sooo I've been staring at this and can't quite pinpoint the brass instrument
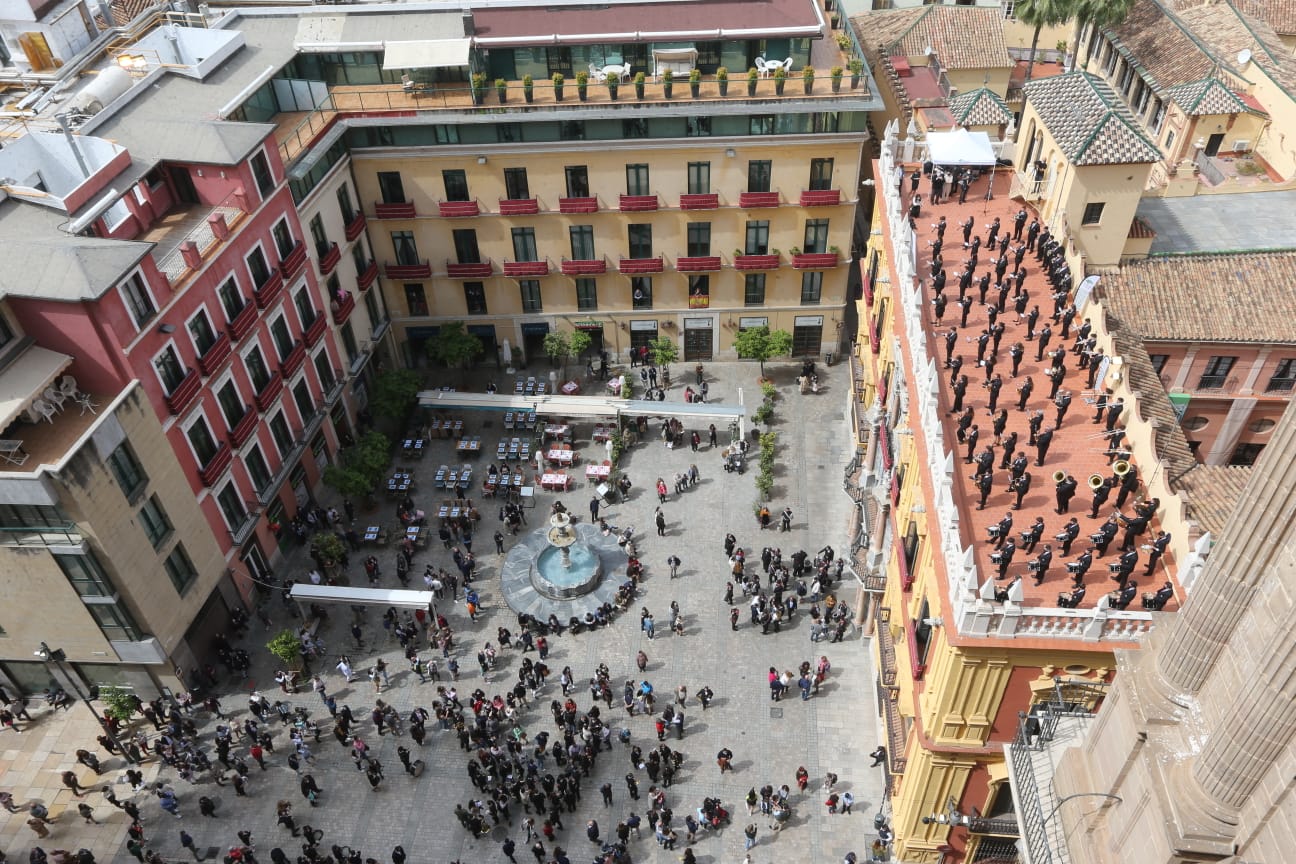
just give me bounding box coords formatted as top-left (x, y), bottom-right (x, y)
top-left (1088, 473), bottom-right (1105, 490)
top-left (1052, 470), bottom-right (1067, 484)
top-left (1113, 460), bottom-right (1131, 476)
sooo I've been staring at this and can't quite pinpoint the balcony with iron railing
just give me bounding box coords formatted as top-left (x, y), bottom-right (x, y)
top-left (344, 211), bottom-right (368, 241)
top-left (229, 404), bottom-right (258, 447)
top-left (279, 341), bottom-right (307, 380)
top-left (502, 259), bottom-right (551, 278)
top-left (253, 269), bottom-right (285, 309)
top-left (0, 522), bottom-right (83, 547)
top-left (304, 311), bottom-right (328, 347)
top-left (331, 292), bottom-right (356, 325)
top-left (499, 197), bottom-right (540, 216)
top-left (733, 252), bottom-right (781, 270)
top-left (438, 199), bottom-right (481, 218)
top-left (228, 499), bottom-right (261, 545)
top-left (164, 368), bottom-right (201, 415)
top-left (197, 332), bottom-right (232, 377)
top-left (317, 242), bottom-right (341, 276)
top-left (228, 299), bottom-right (258, 342)
top-left (357, 259), bottom-right (379, 290)
top-left (446, 260), bottom-right (494, 279)
top-left (146, 188), bottom-right (252, 288)
top-left (373, 200), bottom-right (416, 219)
top-left (197, 439), bottom-right (233, 487)
top-left (559, 257), bottom-right (607, 276)
top-left (279, 242), bottom-right (308, 280)
top-left (253, 376), bottom-right (282, 412)
top-left (385, 259), bottom-right (432, 279)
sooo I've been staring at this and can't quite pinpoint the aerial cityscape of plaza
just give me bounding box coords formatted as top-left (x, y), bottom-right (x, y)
top-left (0, 0), bottom-right (1295, 862)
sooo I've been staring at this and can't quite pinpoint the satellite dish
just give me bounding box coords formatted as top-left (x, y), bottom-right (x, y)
top-left (1237, 48), bottom-right (1252, 66)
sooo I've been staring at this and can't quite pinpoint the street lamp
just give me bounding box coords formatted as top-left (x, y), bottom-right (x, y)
top-left (34, 641), bottom-right (136, 764)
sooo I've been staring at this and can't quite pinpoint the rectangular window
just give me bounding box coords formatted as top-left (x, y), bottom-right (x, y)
top-left (452, 229), bottom-right (481, 264)
top-left (1151, 99), bottom-right (1167, 135)
top-left (154, 345), bottom-right (186, 393)
top-left (1229, 442), bottom-right (1265, 466)
top-left (688, 275), bottom-right (710, 308)
top-left (187, 417), bottom-right (220, 466)
top-left (565, 166), bottom-right (590, 198)
top-left (570, 226), bottom-right (595, 261)
top-left (464, 282), bottom-right (488, 315)
top-left (745, 275), bottom-right (767, 306)
top-left (1266, 358), bottom-right (1296, 392)
top-left (251, 151), bottom-right (274, 198)
top-left (138, 495), bottom-right (173, 550)
top-left (559, 121), bottom-right (585, 141)
top-left (803, 219), bottom-right (830, 253)
top-left (631, 277), bottom-right (653, 310)
top-left (1198, 356), bottom-right (1237, 389)
top-left (294, 286), bottom-right (316, 329)
top-left (622, 118), bottom-right (649, 139)
top-left (687, 162), bottom-right (711, 195)
top-left (809, 158), bottom-right (834, 191)
top-left (442, 169), bottom-right (470, 202)
top-left (270, 316), bottom-right (294, 361)
top-left (121, 273), bottom-right (157, 329)
top-left (216, 379), bottom-right (245, 429)
top-left (245, 346), bottom-right (271, 393)
top-left (0, 312), bottom-right (14, 354)
top-left (315, 351), bottom-right (336, 394)
top-left (1082, 202), bottom-right (1105, 225)
top-left (511, 227), bottom-right (539, 262)
top-left (364, 288), bottom-right (383, 331)
top-left (272, 219), bottom-right (295, 260)
top-left (745, 221), bottom-right (770, 255)
top-left (218, 278), bottom-right (245, 322)
top-left (687, 223), bottom-right (712, 257)
top-left (292, 378), bottom-right (314, 420)
top-left (351, 241), bottom-right (369, 276)
top-left (801, 271), bottom-right (823, 304)
top-left (55, 551), bottom-right (117, 598)
top-left (163, 544), bottom-right (199, 595)
top-left (405, 283), bottom-right (428, 316)
top-left (309, 214), bottom-right (329, 257)
top-left (520, 280), bottom-right (543, 313)
top-left (378, 171), bottom-right (406, 204)
top-left (628, 224), bottom-right (653, 259)
top-left (336, 184), bottom-right (355, 223)
top-left (748, 160), bottom-right (772, 192)
top-left (187, 311), bottom-right (217, 357)
top-left (247, 247), bottom-right (273, 289)
top-left (576, 278), bottom-right (598, 311)
top-left (341, 321), bottom-right (358, 363)
top-left (106, 443), bottom-right (147, 500)
top-left (246, 445), bottom-right (272, 494)
top-left (504, 168), bottom-right (530, 200)
top-left (269, 411), bottom-right (293, 459)
top-left (1148, 354), bottom-right (1170, 376)
top-left (625, 164), bottom-right (650, 196)
top-left (686, 117), bottom-right (711, 137)
top-left (391, 231), bottom-right (419, 266)
top-left (497, 123), bottom-right (522, 143)
top-left (749, 116), bottom-right (775, 135)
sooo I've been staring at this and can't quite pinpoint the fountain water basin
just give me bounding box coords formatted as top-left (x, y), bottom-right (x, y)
top-left (532, 511), bottom-right (603, 598)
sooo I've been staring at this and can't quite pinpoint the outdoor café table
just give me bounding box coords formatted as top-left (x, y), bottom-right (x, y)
top-left (504, 412), bottom-right (515, 430)
top-left (592, 425), bottom-right (612, 442)
top-left (546, 449), bottom-right (575, 465)
top-left (363, 526), bottom-right (380, 542)
top-left (540, 473), bottom-right (569, 491)
top-left (544, 424), bottom-right (571, 440)
top-left (457, 436), bottom-right (481, 453)
top-left (585, 464), bottom-right (611, 483)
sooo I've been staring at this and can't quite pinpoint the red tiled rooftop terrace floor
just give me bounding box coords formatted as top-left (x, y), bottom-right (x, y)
top-left (896, 164), bottom-right (1183, 613)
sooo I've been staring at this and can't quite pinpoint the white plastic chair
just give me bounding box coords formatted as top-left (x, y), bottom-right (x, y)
top-left (756, 56), bottom-right (770, 77)
top-left (42, 387), bottom-right (67, 412)
top-left (28, 398), bottom-right (57, 424)
top-left (59, 375), bottom-right (79, 398)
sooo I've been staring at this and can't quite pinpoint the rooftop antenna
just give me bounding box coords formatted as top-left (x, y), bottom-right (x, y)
top-left (54, 112), bottom-right (90, 179)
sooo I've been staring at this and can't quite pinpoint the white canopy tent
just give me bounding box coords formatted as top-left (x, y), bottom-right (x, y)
top-left (288, 584), bottom-right (436, 620)
top-left (926, 128), bottom-right (997, 166)
top-left (381, 39), bottom-right (472, 71)
top-left (417, 389), bottom-right (746, 428)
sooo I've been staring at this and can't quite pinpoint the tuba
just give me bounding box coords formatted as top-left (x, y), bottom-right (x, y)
top-left (1113, 460), bottom-right (1131, 477)
top-left (1088, 473), bottom-right (1105, 490)
top-left (1052, 470), bottom-right (1067, 484)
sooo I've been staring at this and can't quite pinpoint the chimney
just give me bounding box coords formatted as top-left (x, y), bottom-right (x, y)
top-left (208, 211), bottom-right (229, 240)
top-left (180, 240), bottom-right (203, 270)
top-left (232, 185), bottom-right (251, 213)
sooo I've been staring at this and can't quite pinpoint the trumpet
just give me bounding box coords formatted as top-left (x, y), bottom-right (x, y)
top-left (1088, 473), bottom-right (1105, 490)
top-left (1052, 470), bottom-right (1067, 484)
top-left (1113, 460), bottom-right (1131, 476)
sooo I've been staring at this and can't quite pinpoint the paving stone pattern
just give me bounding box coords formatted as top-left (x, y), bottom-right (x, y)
top-left (0, 360), bottom-right (886, 864)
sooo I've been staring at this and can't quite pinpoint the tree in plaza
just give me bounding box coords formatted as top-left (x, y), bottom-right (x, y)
top-left (1016, 0), bottom-right (1072, 83)
top-left (733, 326), bottom-right (793, 377)
top-left (569, 329), bottom-right (593, 362)
top-left (98, 685), bottom-right (137, 724)
top-left (323, 431), bottom-right (391, 502)
top-left (648, 335), bottom-right (678, 370)
top-left (266, 630), bottom-right (304, 670)
top-left (543, 332), bottom-right (572, 372)
top-left (427, 321), bottom-right (484, 370)
top-left (368, 369), bottom-right (421, 422)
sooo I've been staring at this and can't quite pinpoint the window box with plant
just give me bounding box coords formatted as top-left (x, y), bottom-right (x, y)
top-left (774, 66), bottom-right (786, 95)
top-left (663, 69), bottom-right (674, 99)
top-left (689, 68), bottom-right (701, 98)
top-left (717, 67), bottom-right (729, 97)
top-left (553, 73), bottom-right (565, 102)
top-left (471, 72), bottom-right (487, 105)
top-left (523, 74), bottom-right (534, 103)
top-left (576, 70), bottom-right (589, 101)
top-left (634, 71), bottom-right (646, 99)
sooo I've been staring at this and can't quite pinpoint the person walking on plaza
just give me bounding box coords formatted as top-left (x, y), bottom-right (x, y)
top-left (655, 508), bottom-right (666, 537)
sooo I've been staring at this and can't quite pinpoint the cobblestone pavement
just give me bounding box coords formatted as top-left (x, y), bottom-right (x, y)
top-left (1, 359), bottom-right (886, 864)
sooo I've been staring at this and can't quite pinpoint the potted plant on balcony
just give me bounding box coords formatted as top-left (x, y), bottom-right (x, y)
top-left (576, 70), bottom-right (589, 101)
top-left (606, 72), bottom-right (619, 101)
top-left (773, 65), bottom-right (786, 95)
top-left (662, 68), bottom-right (674, 99)
top-left (748, 67), bottom-right (759, 96)
top-left (803, 67), bottom-right (815, 95)
top-left (523, 74), bottom-right (534, 103)
top-left (849, 58), bottom-right (863, 90)
top-left (634, 71), bottom-right (646, 100)
top-left (496, 77), bottom-right (508, 103)
top-left (717, 66), bottom-right (729, 96)
top-left (789, 246), bottom-right (802, 257)
top-left (552, 72), bottom-right (565, 102)
top-left (835, 32), bottom-right (851, 51)
top-left (830, 65), bottom-right (844, 93)
top-left (471, 72), bottom-right (487, 105)
top-left (689, 68), bottom-right (701, 98)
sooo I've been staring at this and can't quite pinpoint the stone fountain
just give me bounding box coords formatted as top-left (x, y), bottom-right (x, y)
top-left (499, 508), bottom-right (626, 617)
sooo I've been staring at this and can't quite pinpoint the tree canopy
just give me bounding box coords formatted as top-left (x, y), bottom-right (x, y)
top-left (368, 369), bottom-right (421, 421)
top-left (323, 431), bottom-right (391, 498)
top-left (648, 336), bottom-right (679, 369)
top-left (733, 326), bottom-right (793, 376)
top-left (428, 321), bottom-right (485, 369)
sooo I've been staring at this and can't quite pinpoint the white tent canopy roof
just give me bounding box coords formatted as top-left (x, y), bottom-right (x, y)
top-left (927, 128), bottom-right (997, 166)
top-left (289, 583), bottom-right (435, 610)
top-left (382, 39), bottom-right (472, 71)
top-left (416, 390), bottom-right (746, 423)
